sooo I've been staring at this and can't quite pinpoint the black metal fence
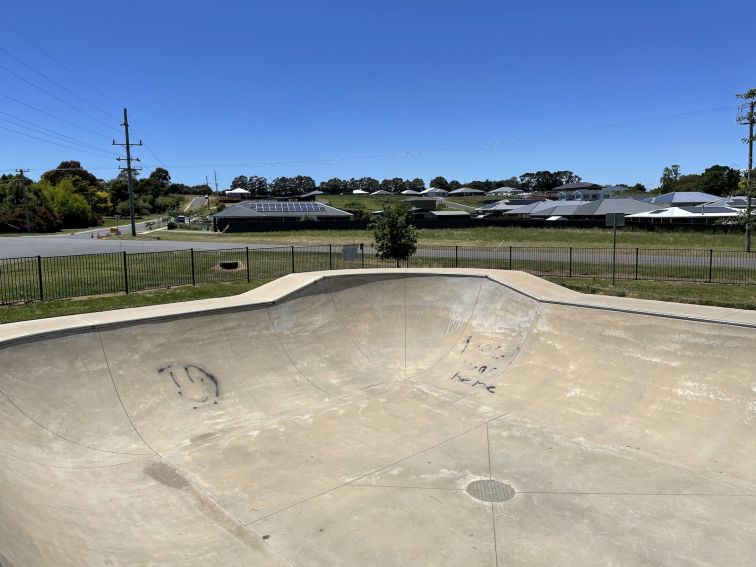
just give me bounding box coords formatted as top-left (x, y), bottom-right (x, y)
top-left (1, 244), bottom-right (755, 305)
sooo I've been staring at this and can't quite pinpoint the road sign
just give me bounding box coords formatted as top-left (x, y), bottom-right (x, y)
top-left (606, 213), bottom-right (625, 227)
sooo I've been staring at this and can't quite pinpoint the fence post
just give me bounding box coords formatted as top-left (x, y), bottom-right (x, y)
top-left (455, 245), bottom-right (458, 268)
top-left (361, 243), bottom-right (365, 269)
top-left (190, 248), bottom-right (196, 286)
top-left (329, 244), bottom-right (333, 270)
top-left (245, 247), bottom-right (251, 282)
top-left (291, 246), bottom-right (295, 273)
top-left (36, 255), bottom-right (44, 300)
top-left (509, 246), bottom-right (513, 270)
top-left (568, 247), bottom-right (572, 277)
top-left (123, 251), bottom-right (129, 294)
top-left (708, 249), bottom-right (713, 283)
top-left (634, 248), bottom-right (639, 280)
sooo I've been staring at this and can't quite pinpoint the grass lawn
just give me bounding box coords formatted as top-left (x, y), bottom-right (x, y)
top-left (547, 277), bottom-right (756, 310)
top-left (131, 225), bottom-right (747, 250)
top-left (0, 280), bottom-right (274, 325)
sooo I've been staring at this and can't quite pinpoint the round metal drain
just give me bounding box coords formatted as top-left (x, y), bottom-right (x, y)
top-left (466, 479), bottom-right (515, 503)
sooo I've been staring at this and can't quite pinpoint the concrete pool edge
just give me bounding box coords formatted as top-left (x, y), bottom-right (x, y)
top-left (1, 268), bottom-right (755, 348)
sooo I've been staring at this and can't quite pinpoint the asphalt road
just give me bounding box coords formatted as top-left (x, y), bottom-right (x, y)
top-left (184, 196), bottom-right (208, 212)
top-left (0, 233), bottom-right (290, 259)
top-left (2, 234), bottom-right (754, 272)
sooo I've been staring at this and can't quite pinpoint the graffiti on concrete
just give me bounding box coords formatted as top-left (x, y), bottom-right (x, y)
top-left (450, 369), bottom-right (496, 393)
top-left (158, 364), bottom-right (219, 409)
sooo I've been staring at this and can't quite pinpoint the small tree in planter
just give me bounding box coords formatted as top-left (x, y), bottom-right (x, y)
top-left (369, 204), bottom-right (417, 267)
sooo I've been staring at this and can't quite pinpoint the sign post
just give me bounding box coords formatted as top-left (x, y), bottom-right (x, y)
top-left (606, 213), bottom-right (625, 285)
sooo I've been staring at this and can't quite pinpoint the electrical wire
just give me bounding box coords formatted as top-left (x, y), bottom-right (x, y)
top-left (0, 46), bottom-right (117, 120)
top-left (0, 90), bottom-right (114, 139)
top-left (0, 125), bottom-right (117, 158)
top-left (0, 112), bottom-right (118, 155)
top-left (0, 63), bottom-right (120, 132)
top-left (2, 104), bottom-right (740, 173)
top-left (0, 15), bottom-right (115, 106)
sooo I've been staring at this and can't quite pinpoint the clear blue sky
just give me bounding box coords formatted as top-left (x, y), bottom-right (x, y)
top-left (0, 0), bottom-right (753, 189)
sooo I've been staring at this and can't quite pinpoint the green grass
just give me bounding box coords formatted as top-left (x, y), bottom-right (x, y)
top-left (547, 277), bottom-right (756, 311)
top-left (0, 280), bottom-right (274, 324)
top-left (132, 225), bottom-right (746, 250)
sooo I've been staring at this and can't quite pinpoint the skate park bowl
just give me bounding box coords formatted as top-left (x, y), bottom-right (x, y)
top-left (0, 269), bottom-right (754, 566)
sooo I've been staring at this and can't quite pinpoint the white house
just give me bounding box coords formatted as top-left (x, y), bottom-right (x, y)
top-left (419, 187), bottom-right (448, 197)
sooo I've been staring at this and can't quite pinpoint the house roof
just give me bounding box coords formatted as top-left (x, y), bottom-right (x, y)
top-left (530, 202), bottom-right (589, 217)
top-left (225, 188), bottom-right (251, 194)
top-left (628, 205), bottom-right (740, 218)
top-left (211, 201), bottom-right (352, 219)
top-left (704, 196), bottom-right (749, 208)
top-left (488, 186), bottom-right (522, 194)
top-left (642, 191), bottom-right (721, 205)
top-left (425, 210), bottom-right (470, 217)
top-left (501, 200), bottom-right (560, 215)
top-left (448, 187), bottom-right (485, 194)
top-left (400, 189), bottom-right (421, 195)
top-left (564, 199), bottom-right (660, 217)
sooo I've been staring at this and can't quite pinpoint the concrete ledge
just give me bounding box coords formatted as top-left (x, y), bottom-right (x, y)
top-left (2, 269), bottom-right (755, 347)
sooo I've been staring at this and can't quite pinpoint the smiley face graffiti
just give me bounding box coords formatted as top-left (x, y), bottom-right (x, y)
top-left (158, 364), bottom-right (219, 409)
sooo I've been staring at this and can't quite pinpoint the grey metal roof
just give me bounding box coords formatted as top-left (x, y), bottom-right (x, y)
top-left (530, 203), bottom-right (587, 217)
top-left (211, 201), bottom-right (352, 219)
top-left (642, 191), bottom-right (721, 205)
top-left (563, 198), bottom-right (660, 217)
top-left (448, 187), bottom-right (485, 194)
top-left (488, 186), bottom-right (521, 194)
top-left (704, 196), bottom-right (749, 208)
top-left (426, 210), bottom-right (471, 216)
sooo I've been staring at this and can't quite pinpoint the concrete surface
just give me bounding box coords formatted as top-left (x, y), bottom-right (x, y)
top-left (0, 269), bottom-right (754, 566)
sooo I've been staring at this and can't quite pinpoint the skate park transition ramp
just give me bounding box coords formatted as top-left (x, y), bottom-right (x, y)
top-left (0, 269), bottom-right (754, 566)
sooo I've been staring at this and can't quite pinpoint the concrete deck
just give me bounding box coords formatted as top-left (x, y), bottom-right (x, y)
top-left (0, 269), bottom-right (754, 566)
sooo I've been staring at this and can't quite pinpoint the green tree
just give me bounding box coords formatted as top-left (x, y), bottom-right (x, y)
top-left (430, 176), bottom-right (449, 190)
top-left (230, 175), bottom-right (249, 190)
top-left (659, 164), bottom-right (681, 191)
top-left (408, 178), bottom-right (425, 191)
top-left (698, 165), bottom-right (741, 196)
top-left (518, 171), bottom-right (579, 192)
top-left (248, 175), bottom-right (268, 194)
top-left (40, 179), bottom-right (94, 228)
top-left (369, 204), bottom-right (417, 267)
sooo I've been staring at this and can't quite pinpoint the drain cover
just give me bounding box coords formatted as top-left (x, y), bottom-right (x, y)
top-left (466, 479), bottom-right (515, 503)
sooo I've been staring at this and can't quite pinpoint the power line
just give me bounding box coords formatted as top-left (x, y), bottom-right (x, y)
top-left (3, 103), bottom-right (741, 174)
top-left (0, 63), bottom-right (120, 132)
top-left (119, 105), bottom-right (741, 170)
top-left (0, 112), bottom-right (118, 155)
top-left (0, 15), bottom-right (115, 105)
top-left (0, 125), bottom-right (116, 158)
top-left (0, 90), bottom-right (114, 139)
top-left (0, 46), bottom-right (117, 120)
top-left (0, 18), bottom-right (171, 165)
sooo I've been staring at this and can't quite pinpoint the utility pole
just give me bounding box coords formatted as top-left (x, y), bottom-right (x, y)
top-left (113, 108), bottom-right (142, 237)
top-left (213, 170), bottom-right (218, 192)
top-left (737, 91), bottom-right (755, 252)
top-left (15, 168), bottom-right (31, 232)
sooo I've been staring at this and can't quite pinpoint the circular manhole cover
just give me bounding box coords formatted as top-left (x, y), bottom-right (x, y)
top-left (466, 479), bottom-right (515, 503)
